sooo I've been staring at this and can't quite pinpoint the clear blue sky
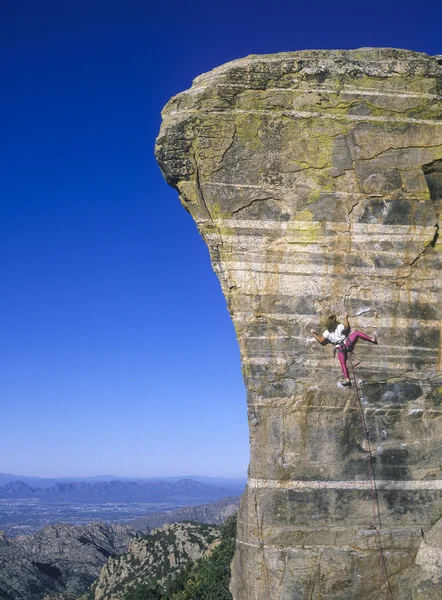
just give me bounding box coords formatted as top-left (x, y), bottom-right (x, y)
top-left (0, 0), bottom-right (440, 478)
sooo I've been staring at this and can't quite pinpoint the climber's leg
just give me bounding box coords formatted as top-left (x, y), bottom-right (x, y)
top-left (347, 330), bottom-right (376, 347)
top-left (338, 348), bottom-right (349, 379)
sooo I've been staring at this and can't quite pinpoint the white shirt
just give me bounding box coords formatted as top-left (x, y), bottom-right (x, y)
top-left (323, 323), bottom-right (346, 345)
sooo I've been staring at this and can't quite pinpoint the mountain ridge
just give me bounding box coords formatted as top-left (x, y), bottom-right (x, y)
top-left (0, 473), bottom-right (245, 488)
top-left (0, 478), bottom-right (244, 503)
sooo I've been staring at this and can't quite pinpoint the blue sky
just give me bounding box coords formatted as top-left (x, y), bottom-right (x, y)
top-left (0, 0), bottom-right (440, 478)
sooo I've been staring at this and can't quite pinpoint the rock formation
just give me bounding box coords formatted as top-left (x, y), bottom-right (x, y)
top-left (81, 522), bottom-right (219, 600)
top-left (156, 49), bottom-right (442, 599)
top-left (0, 522), bottom-right (138, 600)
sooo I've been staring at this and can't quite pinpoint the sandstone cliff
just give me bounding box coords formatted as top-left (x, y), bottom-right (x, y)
top-left (156, 49), bottom-right (442, 599)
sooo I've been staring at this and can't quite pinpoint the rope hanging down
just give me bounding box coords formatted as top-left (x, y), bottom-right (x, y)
top-left (348, 354), bottom-right (393, 600)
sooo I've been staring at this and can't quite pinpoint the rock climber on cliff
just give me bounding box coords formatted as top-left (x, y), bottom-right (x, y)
top-left (311, 314), bottom-right (377, 387)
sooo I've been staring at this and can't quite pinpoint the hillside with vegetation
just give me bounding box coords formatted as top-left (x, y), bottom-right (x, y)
top-left (80, 516), bottom-right (236, 600)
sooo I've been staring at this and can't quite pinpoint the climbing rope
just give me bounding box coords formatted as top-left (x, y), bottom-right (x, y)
top-left (348, 353), bottom-right (394, 600)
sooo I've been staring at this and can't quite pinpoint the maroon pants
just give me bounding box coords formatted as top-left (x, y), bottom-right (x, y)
top-left (337, 331), bottom-right (373, 378)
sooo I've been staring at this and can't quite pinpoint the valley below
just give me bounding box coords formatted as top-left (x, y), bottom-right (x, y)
top-left (0, 476), bottom-right (244, 536)
top-left (0, 499), bottom-right (184, 537)
top-left (0, 477), bottom-right (242, 600)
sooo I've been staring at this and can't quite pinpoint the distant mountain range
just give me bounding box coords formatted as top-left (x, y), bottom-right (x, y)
top-left (0, 477), bottom-right (245, 504)
top-left (0, 472), bottom-right (245, 489)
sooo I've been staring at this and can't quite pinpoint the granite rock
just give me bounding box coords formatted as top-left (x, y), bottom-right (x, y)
top-left (0, 522), bottom-right (138, 600)
top-left (156, 48), bottom-right (442, 599)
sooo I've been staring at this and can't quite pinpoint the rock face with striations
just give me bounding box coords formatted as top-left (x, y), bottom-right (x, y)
top-left (155, 49), bottom-right (442, 599)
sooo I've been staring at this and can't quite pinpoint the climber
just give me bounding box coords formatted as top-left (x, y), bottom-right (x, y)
top-left (311, 314), bottom-right (377, 387)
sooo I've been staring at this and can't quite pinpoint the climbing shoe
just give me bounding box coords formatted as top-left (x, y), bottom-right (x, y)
top-left (339, 380), bottom-right (352, 388)
top-left (372, 335), bottom-right (378, 345)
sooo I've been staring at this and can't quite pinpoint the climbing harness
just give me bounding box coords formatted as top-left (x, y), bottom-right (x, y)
top-left (348, 353), bottom-right (394, 600)
top-left (333, 336), bottom-right (350, 357)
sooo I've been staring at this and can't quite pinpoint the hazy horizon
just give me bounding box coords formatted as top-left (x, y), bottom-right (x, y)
top-left (0, 471), bottom-right (247, 481)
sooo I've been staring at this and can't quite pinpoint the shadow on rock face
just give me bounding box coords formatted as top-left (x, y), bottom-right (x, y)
top-left (362, 381), bottom-right (423, 405)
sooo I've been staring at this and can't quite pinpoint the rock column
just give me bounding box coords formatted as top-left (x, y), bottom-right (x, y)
top-left (156, 49), bottom-right (442, 599)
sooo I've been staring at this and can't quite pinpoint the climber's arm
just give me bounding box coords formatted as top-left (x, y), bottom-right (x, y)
top-left (311, 330), bottom-right (329, 346)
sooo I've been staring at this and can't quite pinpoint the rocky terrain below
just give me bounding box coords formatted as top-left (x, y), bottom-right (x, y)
top-left (0, 522), bottom-right (138, 600)
top-left (0, 495), bottom-right (240, 600)
top-left (80, 522), bottom-right (220, 600)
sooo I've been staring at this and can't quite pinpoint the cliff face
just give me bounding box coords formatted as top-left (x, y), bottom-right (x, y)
top-left (155, 49), bottom-right (442, 599)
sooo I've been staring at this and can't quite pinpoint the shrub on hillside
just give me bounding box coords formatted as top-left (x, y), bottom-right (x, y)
top-left (124, 583), bottom-right (162, 600)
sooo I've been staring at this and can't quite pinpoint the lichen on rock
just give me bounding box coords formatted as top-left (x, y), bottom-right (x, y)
top-left (156, 48), bottom-right (442, 599)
